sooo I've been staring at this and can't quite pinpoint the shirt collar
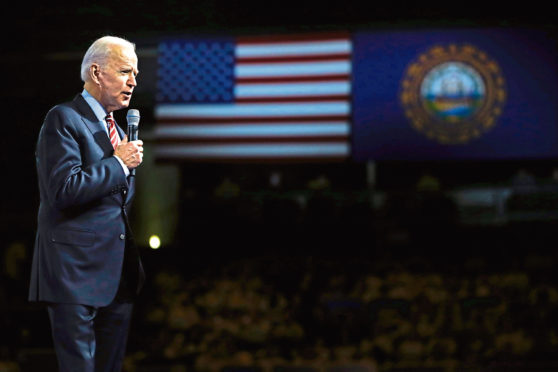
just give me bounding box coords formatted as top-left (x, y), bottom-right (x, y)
top-left (81, 88), bottom-right (110, 122)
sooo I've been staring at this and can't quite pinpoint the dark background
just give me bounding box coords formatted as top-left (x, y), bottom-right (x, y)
top-left (1, 2), bottom-right (558, 371)
top-left (2, 0), bottom-right (557, 243)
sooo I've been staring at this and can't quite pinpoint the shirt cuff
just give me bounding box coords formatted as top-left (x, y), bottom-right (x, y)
top-left (113, 155), bottom-right (130, 177)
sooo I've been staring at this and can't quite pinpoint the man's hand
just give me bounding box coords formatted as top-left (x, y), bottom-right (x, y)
top-left (114, 135), bottom-right (143, 169)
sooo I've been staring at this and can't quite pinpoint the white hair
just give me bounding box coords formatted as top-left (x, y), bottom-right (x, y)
top-left (80, 36), bottom-right (136, 82)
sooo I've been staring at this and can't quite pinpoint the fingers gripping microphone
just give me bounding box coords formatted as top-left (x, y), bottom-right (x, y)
top-left (126, 109), bottom-right (140, 176)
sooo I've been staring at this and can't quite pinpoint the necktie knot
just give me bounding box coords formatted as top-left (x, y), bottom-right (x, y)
top-left (106, 114), bottom-right (120, 150)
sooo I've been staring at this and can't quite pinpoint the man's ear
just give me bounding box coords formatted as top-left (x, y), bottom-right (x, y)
top-left (89, 63), bottom-right (101, 85)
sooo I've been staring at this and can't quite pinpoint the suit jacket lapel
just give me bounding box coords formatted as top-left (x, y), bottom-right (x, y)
top-left (72, 94), bottom-right (127, 204)
top-left (73, 95), bottom-right (114, 157)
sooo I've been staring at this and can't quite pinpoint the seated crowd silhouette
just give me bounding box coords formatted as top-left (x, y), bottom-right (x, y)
top-left (125, 253), bottom-right (558, 372)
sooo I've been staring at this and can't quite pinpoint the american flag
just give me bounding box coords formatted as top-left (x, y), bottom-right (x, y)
top-left (154, 33), bottom-right (352, 161)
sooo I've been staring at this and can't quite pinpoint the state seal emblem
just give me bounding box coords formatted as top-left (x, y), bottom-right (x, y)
top-left (400, 44), bottom-right (506, 144)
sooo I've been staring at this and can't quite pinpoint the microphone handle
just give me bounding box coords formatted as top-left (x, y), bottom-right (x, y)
top-left (128, 125), bottom-right (138, 176)
top-left (128, 125), bottom-right (138, 141)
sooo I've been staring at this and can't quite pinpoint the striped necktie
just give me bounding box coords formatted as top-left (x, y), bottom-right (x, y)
top-left (106, 114), bottom-right (120, 149)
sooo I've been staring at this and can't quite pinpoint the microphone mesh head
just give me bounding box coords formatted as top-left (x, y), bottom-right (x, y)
top-left (126, 109), bottom-right (140, 126)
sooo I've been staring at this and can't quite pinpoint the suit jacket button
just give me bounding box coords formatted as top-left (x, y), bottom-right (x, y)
top-left (120, 234), bottom-right (125, 240)
top-left (123, 190), bottom-right (127, 195)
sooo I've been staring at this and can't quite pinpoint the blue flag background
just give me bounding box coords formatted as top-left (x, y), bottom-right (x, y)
top-left (352, 28), bottom-right (558, 161)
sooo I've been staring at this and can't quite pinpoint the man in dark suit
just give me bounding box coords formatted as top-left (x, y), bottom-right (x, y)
top-left (28, 35), bottom-right (145, 372)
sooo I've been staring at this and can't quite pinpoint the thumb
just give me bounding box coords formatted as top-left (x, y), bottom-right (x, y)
top-left (121, 135), bottom-right (128, 144)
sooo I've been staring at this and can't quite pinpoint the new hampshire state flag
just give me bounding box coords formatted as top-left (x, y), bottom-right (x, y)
top-left (351, 28), bottom-right (558, 161)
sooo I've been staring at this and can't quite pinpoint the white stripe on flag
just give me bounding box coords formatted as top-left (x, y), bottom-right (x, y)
top-left (155, 143), bottom-right (350, 158)
top-left (235, 81), bottom-right (351, 98)
top-left (155, 102), bottom-right (351, 118)
top-left (154, 122), bottom-right (350, 138)
top-left (236, 40), bottom-right (352, 58)
top-left (235, 61), bottom-right (351, 78)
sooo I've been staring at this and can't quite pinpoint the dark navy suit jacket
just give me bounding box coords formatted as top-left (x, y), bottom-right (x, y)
top-left (29, 94), bottom-right (144, 307)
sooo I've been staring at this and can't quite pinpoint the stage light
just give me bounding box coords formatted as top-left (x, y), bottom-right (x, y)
top-left (149, 235), bottom-right (161, 249)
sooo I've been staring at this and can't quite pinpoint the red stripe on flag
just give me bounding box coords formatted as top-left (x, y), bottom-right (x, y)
top-left (235, 95), bottom-right (351, 103)
top-left (237, 57), bottom-right (349, 65)
top-left (154, 136), bottom-right (349, 144)
top-left (156, 116), bottom-right (350, 124)
top-left (236, 74), bottom-right (350, 84)
top-left (237, 53), bottom-right (351, 63)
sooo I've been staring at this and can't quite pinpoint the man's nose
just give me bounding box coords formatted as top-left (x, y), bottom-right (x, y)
top-left (128, 74), bottom-right (137, 87)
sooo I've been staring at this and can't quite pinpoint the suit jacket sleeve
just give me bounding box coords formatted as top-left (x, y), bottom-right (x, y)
top-left (38, 104), bottom-right (128, 210)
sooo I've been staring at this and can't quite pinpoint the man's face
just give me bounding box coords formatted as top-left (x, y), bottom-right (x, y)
top-left (97, 46), bottom-right (138, 113)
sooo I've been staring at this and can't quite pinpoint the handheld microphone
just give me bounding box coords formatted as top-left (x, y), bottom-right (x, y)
top-left (126, 109), bottom-right (140, 176)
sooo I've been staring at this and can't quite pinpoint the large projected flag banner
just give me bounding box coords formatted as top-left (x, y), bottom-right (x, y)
top-left (154, 33), bottom-right (352, 161)
top-left (154, 29), bottom-right (558, 162)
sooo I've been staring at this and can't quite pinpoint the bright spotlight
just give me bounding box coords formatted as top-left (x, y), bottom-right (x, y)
top-left (149, 235), bottom-right (161, 249)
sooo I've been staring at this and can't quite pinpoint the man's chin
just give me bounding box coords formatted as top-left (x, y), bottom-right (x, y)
top-left (113, 101), bottom-right (131, 112)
